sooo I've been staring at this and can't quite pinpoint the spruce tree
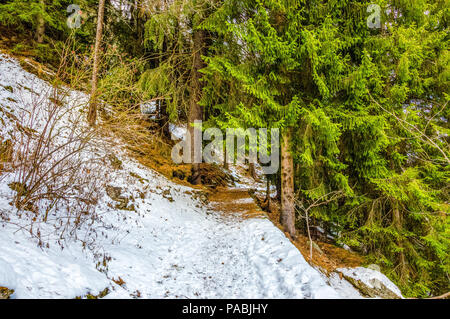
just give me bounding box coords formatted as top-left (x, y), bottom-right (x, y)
top-left (201, 0), bottom-right (449, 296)
top-left (140, 0), bottom-right (215, 183)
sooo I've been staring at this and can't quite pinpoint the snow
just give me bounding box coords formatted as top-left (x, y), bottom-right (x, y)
top-left (0, 226), bottom-right (109, 298)
top-left (0, 52), bottom-right (366, 299)
top-left (169, 123), bottom-right (187, 141)
top-left (319, 271), bottom-right (363, 299)
top-left (140, 101), bottom-right (157, 116)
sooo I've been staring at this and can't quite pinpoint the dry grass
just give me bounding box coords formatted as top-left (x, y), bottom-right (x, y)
top-left (98, 105), bottom-right (201, 189)
top-left (209, 187), bottom-right (266, 220)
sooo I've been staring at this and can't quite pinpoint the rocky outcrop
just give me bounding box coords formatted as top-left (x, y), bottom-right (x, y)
top-left (336, 266), bottom-right (403, 299)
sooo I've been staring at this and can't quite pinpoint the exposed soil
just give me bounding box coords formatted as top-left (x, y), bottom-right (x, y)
top-left (208, 187), bottom-right (267, 220)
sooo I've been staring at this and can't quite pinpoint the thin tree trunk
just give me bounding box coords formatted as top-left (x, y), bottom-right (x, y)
top-left (36, 0), bottom-right (45, 44)
top-left (249, 162), bottom-right (257, 180)
top-left (280, 128), bottom-right (296, 238)
top-left (264, 177), bottom-right (272, 213)
top-left (88, 0), bottom-right (106, 127)
top-left (223, 142), bottom-right (229, 169)
top-left (275, 171), bottom-right (281, 200)
top-left (305, 208), bottom-right (313, 260)
top-left (188, 29), bottom-right (205, 185)
top-left (158, 39), bottom-right (170, 138)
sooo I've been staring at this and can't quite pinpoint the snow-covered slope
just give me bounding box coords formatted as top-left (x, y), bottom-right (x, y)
top-left (0, 52), bottom-right (357, 299)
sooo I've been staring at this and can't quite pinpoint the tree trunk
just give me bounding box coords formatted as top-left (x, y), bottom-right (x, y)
top-left (188, 29), bottom-right (205, 185)
top-left (266, 177), bottom-right (271, 204)
top-left (263, 177), bottom-right (272, 213)
top-left (36, 0), bottom-right (45, 44)
top-left (223, 142), bottom-right (229, 169)
top-left (158, 40), bottom-right (170, 138)
top-left (88, 0), bottom-right (106, 127)
top-left (280, 128), bottom-right (296, 238)
top-left (158, 101), bottom-right (171, 138)
top-left (249, 162), bottom-right (257, 180)
top-left (275, 171), bottom-right (281, 200)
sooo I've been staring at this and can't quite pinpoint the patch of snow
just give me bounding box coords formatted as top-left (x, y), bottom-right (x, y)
top-left (169, 123), bottom-right (186, 141)
top-left (232, 197), bottom-right (256, 204)
top-left (0, 225), bottom-right (110, 298)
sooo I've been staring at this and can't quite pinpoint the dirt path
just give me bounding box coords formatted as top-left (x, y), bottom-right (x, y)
top-left (208, 187), bottom-right (266, 220)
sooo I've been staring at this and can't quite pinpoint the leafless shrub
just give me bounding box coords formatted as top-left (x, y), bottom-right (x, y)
top-left (295, 190), bottom-right (345, 260)
top-left (94, 50), bottom-right (172, 164)
top-left (2, 67), bottom-right (104, 243)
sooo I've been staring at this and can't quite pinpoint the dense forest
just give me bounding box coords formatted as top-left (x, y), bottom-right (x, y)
top-left (0, 0), bottom-right (448, 298)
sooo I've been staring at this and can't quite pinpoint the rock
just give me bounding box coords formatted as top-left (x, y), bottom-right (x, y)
top-left (75, 287), bottom-right (109, 299)
top-left (367, 263), bottom-right (381, 272)
top-left (336, 267), bottom-right (403, 299)
top-left (106, 185), bottom-right (134, 211)
top-left (105, 185), bottom-right (124, 202)
top-left (0, 287), bottom-right (14, 299)
top-left (321, 272), bottom-right (363, 299)
top-left (108, 154), bottom-right (123, 170)
top-left (4, 85), bottom-right (14, 93)
top-left (130, 172), bottom-right (148, 183)
top-left (162, 189), bottom-right (174, 202)
top-left (8, 181), bottom-right (28, 196)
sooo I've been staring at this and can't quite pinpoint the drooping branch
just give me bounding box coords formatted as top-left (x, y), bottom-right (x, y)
top-left (369, 93), bottom-right (449, 165)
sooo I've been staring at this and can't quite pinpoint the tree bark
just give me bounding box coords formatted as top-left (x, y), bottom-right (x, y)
top-left (188, 29), bottom-right (205, 185)
top-left (223, 142), bottom-right (229, 169)
top-left (263, 177), bottom-right (272, 213)
top-left (36, 0), bottom-right (45, 44)
top-left (88, 0), bottom-right (106, 127)
top-left (158, 40), bottom-right (170, 138)
top-left (266, 177), bottom-right (271, 204)
top-left (158, 101), bottom-right (171, 138)
top-left (249, 162), bottom-right (257, 180)
top-left (280, 128), bottom-right (296, 238)
top-left (275, 171), bottom-right (281, 200)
